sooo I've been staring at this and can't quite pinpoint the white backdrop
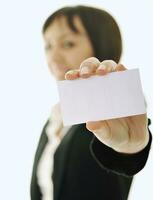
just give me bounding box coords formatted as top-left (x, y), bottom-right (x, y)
top-left (0, 0), bottom-right (153, 199)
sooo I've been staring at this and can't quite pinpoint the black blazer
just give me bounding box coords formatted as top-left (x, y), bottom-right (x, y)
top-left (30, 120), bottom-right (152, 200)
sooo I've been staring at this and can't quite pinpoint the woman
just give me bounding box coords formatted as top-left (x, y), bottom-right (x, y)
top-left (30, 5), bottom-right (152, 200)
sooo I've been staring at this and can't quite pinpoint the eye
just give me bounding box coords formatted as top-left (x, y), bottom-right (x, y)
top-left (44, 44), bottom-right (52, 51)
top-left (63, 41), bottom-right (75, 49)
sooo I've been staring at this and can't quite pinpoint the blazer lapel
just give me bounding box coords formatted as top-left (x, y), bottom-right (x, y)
top-left (31, 121), bottom-right (49, 199)
top-left (53, 124), bottom-right (83, 200)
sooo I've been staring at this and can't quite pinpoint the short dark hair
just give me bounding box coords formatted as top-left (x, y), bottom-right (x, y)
top-left (42, 5), bottom-right (122, 62)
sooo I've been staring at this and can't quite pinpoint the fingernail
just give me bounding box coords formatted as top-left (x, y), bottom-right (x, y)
top-left (96, 64), bottom-right (107, 75)
top-left (80, 66), bottom-right (89, 75)
top-left (98, 64), bottom-right (106, 70)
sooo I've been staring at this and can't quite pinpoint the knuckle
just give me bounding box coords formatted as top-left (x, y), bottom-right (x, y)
top-left (100, 60), bottom-right (117, 71)
top-left (80, 57), bottom-right (100, 69)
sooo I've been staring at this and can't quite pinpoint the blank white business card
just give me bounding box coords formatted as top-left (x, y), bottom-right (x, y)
top-left (57, 69), bottom-right (146, 126)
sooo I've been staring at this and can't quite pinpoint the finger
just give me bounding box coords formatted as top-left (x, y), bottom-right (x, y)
top-left (106, 118), bottom-right (129, 147)
top-left (96, 60), bottom-right (117, 75)
top-left (65, 69), bottom-right (80, 80)
top-left (86, 118), bottom-right (129, 149)
top-left (118, 114), bottom-right (150, 153)
top-left (125, 114), bottom-right (148, 143)
top-left (116, 63), bottom-right (127, 71)
top-left (80, 57), bottom-right (100, 78)
top-left (86, 121), bottom-right (112, 142)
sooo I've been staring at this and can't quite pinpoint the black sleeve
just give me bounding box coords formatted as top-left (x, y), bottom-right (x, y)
top-left (90, 118), bottom-right (152, 177)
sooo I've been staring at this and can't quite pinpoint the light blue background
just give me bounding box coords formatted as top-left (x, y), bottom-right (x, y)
top-left (0, 0), bottom-right (153, 199)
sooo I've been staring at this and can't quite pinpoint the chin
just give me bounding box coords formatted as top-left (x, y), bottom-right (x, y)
top-left (55, 74), bottom-right (65, 81)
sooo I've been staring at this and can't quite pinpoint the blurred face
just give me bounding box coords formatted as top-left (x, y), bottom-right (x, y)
top-left (43, 15), bottom-right (94, 80)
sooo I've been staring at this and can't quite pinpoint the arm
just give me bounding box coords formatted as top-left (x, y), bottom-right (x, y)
top-left (65, 57), bottom-right (152, 175)
top-left (90, 119), bottom-right (152, 176)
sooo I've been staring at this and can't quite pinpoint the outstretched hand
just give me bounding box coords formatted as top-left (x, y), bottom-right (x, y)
top-left (65, 57), bottom-right (149, 154)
